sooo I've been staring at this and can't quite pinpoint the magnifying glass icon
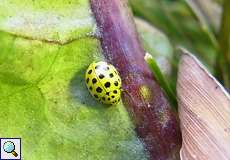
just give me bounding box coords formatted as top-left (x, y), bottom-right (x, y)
top-left (3, 141), bottom-right (18, 157)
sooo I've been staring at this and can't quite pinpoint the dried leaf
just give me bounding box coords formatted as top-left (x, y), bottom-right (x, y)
top-left (177, 50), bottom-right (230, 160)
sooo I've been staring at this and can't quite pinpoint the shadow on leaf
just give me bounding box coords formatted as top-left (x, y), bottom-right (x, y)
top-left (69, 67), bottom-right (108, 109)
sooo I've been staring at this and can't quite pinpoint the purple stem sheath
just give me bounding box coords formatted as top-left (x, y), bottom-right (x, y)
top-left (90, 0), bottom-right (181, 159)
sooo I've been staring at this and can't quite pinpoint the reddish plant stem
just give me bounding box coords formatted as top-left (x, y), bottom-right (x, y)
top-left (90, 0), bottom-right (181, 159)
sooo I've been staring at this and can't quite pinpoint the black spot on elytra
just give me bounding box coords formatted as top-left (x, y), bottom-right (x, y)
top-left (104, 66), bottom-right (109, 70)
top-left (95, 65), bottom-right (99, 69)
top-left (114, 81), bottom-right (118, 86)
top-left (94, 94), bottom-right (98, 98)
top-left (106, 92), bottom-right (109, 95)
top-left (86, 78), bottom-right (89, 83)
top-left (108, 98), bottom-right (111, 101)
top-left (88, 70), bottom-right (92, 74)
top-left (99, 74), bottom-right (104, 79)
top-left (112, 95), bottom-right (115, 98)
top-left (113, 90), bottom-right (117, 94)
top-left (109, 73), bottom-right (114, 78)
top-left (89, 86), bottom-right (92, 90)
top-left (92, 78), bottom-right (97, 84)
top-left (96, 87), bottom-right (102, 93)
top-left (104, 82), bottom-right (111, 88)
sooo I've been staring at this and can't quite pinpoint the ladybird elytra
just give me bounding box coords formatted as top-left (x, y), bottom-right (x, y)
top-left (85, 61), bottom-right (121, 105)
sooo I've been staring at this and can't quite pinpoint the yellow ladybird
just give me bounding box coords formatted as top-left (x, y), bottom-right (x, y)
top-left (85, 61), bottom-right (121, 105)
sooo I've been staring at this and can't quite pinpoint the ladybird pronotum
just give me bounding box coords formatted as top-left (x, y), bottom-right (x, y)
top-left (85, 61), bottom-right (121, 105)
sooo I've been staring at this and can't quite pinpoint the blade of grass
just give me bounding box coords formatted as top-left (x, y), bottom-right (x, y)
top-left (131, 0), bottom-right (217, 69)
top-left (145, 53), bottom-right (178, 111)
top-left (184, 0), bottom-right (219, 49)
top-left (216, 0), bottom-right (230, 89)
top-left (184, 0), bottom-right (221, 32)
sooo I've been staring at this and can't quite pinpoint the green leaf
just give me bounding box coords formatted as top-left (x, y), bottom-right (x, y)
top-left (0, 31), bottom-right (147, 160)
top-left (0, 0), bottom-right (95, 44)
top-left (135, 18), bottom-right (174, 77)
top-left (0, 0), bottom-right (148, 159)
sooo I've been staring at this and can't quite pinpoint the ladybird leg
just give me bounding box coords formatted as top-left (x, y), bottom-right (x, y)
top-left (121, 89), bottom-right (138, 104)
